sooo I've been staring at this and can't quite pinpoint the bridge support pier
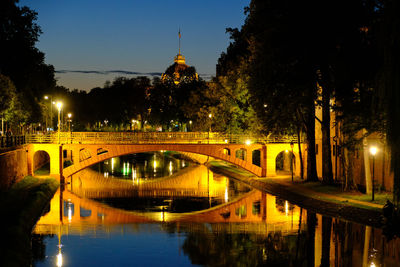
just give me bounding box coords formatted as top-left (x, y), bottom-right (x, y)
top-left (261, 145), bottom-right (267, 177)
top-left (58, 145), bottom-right (64, 184)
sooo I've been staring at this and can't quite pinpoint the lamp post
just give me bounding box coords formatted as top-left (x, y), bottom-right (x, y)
top-left (44, 95), bottom-right (53, 130)
top-left (56, 102), bottom-right (63, 144)
top-left (67, 113), bottom-right (72, 132)
top-left (370, 146), bottom-right (377, 201)
top-left (208, 113), bottom-right (212, 144)
top-left (290, 141), bottom-right (294, 182)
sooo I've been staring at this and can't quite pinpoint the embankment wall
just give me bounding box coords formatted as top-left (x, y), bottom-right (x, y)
top-left (0, 147), bottom-right (28, 190)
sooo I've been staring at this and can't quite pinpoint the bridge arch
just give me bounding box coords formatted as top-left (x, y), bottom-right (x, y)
top-left (60, 143), bottom-right (267, 178)
top-left (27, 144), bottom-right (63, 177)
top-left (275, 150), bottom-right (296, 174)
top-left (33, 150), bottom-right (50, 175)
top-left (266, 144), bottom-right (302, 177)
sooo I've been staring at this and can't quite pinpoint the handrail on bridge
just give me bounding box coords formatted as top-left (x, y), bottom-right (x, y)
top-left (0, 135), bottom-right (26, 148)
top-left (25, 132), bottom-right (299, 145)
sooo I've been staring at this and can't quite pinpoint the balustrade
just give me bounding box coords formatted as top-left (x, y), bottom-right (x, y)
top-left (0, 135), bottom-right (26, 148)
top-left (25, 132), bottom-right (299, 145)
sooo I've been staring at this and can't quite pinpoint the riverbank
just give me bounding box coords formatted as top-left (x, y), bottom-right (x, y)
top-left (0, 176), bottom-right (59, 267)
top-left (207, 160), bottom-right (386, 228)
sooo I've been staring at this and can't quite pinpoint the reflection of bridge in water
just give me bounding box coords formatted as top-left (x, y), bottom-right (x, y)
top-left (34, 168), bottom-right (303, 236)
top-left (67, 165), bottom-right (230, 199)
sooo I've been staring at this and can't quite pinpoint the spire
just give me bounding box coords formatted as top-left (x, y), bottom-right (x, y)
top-left (174, 28), bottom-right (185, 64)
top-left (178, 28), bottom-right (181, 54)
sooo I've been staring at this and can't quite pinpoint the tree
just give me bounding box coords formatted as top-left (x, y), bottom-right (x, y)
top-left (0, 74), bottom-right (16, 115)
top-left (149, 70), bottom-right (206, 131)
top-left (244, 0), bottom-right (320, 181)
top-left (0, 0), bottom-right (56, 123)
top-left (183, 68), bottom-right (261, 134)
top-left (379, 0), bottom-right (400, 206)
top-left (0, 74), bottom-right (30, 134)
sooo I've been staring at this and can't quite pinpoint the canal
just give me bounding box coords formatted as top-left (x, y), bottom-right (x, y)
top-left (31, 152), bottom-right (399, 266)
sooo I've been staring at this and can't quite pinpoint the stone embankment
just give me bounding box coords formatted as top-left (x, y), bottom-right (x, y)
top-left (0, 147), bottom-right (28, 189)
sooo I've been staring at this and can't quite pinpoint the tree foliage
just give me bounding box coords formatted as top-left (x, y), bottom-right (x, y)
top-left (0, 0), bottom-right (55, 127)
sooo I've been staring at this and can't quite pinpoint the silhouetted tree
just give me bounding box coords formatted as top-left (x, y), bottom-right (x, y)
top-left (0, 0), bottom-right (56, 124)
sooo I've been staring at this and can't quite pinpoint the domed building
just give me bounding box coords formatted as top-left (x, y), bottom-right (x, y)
top-left (161, 31), bottom-right (199, 85)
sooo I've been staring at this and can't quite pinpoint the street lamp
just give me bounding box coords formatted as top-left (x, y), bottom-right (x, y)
top-left (56, 102), bottom-right (63, 144)
top-left (370, 146), bottom-right (377, 201)
top-left (290, 141), bottom-right (294, 182)
top-left (208, 113), bottom-right (212, 144)
top-left (67, 113), bottom-right (72, 132)
top-left (44, 95), bottom-right (53, 130)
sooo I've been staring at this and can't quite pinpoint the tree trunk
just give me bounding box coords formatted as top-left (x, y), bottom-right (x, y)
top-left (297, 127), bottom-right (304, 180)
top-left (343, 147), bottom-right (357, 191)
top-left (383, 0), bottom-right (400, 208)
top-left (322, 85), bottom-right (333, 184)
top-left (305, 105), bottom-right (318, 182)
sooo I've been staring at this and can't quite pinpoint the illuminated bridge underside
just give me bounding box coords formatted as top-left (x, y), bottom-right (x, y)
top-left (68, 166), bottom-right (227, 199)
top-left (63, 143), bottom-right (265, 177)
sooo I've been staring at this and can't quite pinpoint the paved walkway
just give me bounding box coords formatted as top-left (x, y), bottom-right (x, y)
top-left (267, 175), bottom-right (384, 209)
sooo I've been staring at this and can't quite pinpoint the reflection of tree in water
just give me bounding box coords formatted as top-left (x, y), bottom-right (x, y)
top-left (321, 216), bottom-right (332, 267)
top-left (161, 223), bottom-right (310, 267)
top-left (229, 179), bottom-right (252, 195)
top-left (333, 219), bottom-right (354, 267)
top-left (31, 234), bottom-right (51, 264)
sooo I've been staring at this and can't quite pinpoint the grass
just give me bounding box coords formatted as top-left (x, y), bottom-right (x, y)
top-left (294, 180), bottom-right (391, 206)
top-left (340, 192), bottom-right (392, 205)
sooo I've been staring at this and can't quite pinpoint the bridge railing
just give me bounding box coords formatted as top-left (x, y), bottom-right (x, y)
top-left (25, 132), bottom-right (298, 145)
top-left (0, 135), bottom-right (26, 148)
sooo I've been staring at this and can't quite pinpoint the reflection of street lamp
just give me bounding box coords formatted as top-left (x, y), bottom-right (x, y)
top-left (370, 146), bottom-right (377, 201)
top-left (290, 141), bottom-right (294, 182)
top-left (56, 102), bottom-right (63, 143)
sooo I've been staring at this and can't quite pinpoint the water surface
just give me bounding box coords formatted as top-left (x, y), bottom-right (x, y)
top-left (32, 153), bottom-right (400, 266)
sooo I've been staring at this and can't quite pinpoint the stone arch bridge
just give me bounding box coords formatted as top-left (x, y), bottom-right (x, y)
top-left (26, 132), bottom-right (304, 180)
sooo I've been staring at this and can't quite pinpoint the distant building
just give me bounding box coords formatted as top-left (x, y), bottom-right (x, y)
top-left (161, 30), bottom-right (198, 85)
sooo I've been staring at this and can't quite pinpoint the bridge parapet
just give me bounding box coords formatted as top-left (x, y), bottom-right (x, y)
top-left (26, 132), bottom-right (298, 145)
